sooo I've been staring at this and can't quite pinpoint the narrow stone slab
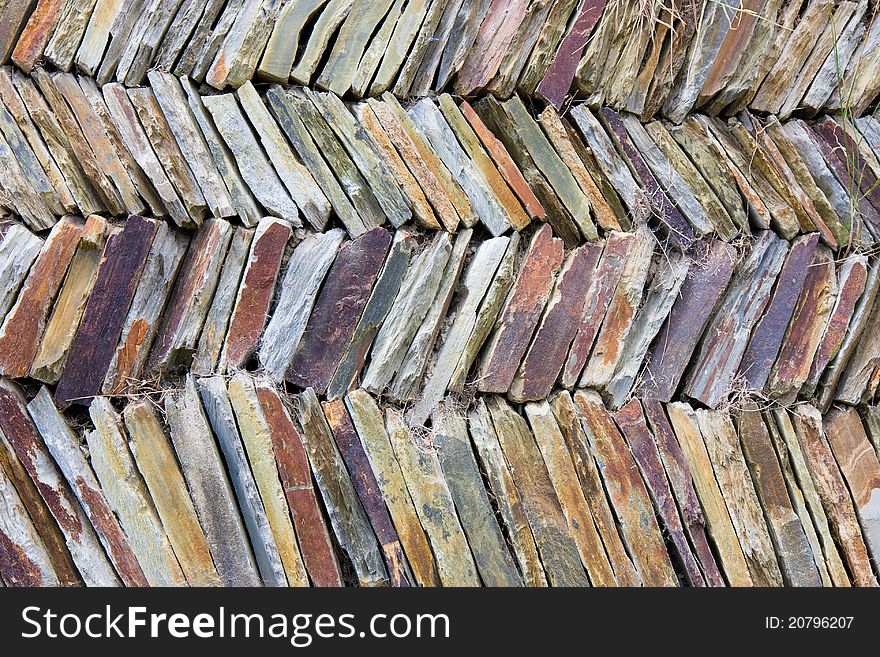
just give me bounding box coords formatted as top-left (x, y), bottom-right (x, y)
top-left (327, 232), bottom-right (414, 400)
top-left (257, 0), bottom-right (327, 82)
top-left (0, 463), bottom-right (59, 587)
top-left (323, 399), bottom-right (408, 587)
top-left (75, 0), bottom-right (123, 75)
top-left (607, 251), bottom-right (690, 408)
top-left (294, 388), bottom-right (387, 587)
top-left (0, 381), bottom-right (118, 587)
top-left (805, 256), bottom-right (869, 396)
top-left (0, 216), bottom-right (81, 378)
top-left (560, 232), bottom-right (632, 388)
top-left (201, 92), bottom-right (300, 225)
top-left (12, 0), bottom-right (69, 73)
top-left (87, 397), bottom-right (186, 586)
top-left (192, 226), bottom-right (252, 376)
top-left (102, 222), bottom-right (189, 394)
top-left (642, 399), bottom-right (725, 586)
top-left (434, 402), bottom-right (523, 587)
top-left (667, 402), bottom-right (753, 586)
top-left (238, 82), bottom-right (330, 230)
top-left (124, 400), bottom-right (221, 587)
top-left (697, 409), bottom-right (784, 587)
top-left (196, 376), bottom-right (285, 587)
top-left (485, 396), bottom-right (588, 587)
top-left (259, 229), bottom-right (345, 380)
top-left (346, 389), bottom-right (437, 587)
top-left (0, 223), bottom-right (42, 320)
top-left (825, 407), bottom-right (880, 566)
top-left (165, 375), bottom-right (261, 587)
top-left (288, 228), bottom-right (391, 394)
top-left (55, 216), bottom-right (158, 408)
top-left (148, 70), bottom-right (235, 219)
top-left (408, 235), bottom-right (510, 425)
top-left (736, 403), bottom-right (822, 587)
top-left (510, 244), bottom-right (600, 402)
top-left (790, 405), bottom-right (877, 587)
top-left (581, 227), bottom-right (654, 390)
top-left (205, 0), bottom-right (285, 89)
top-left (147, 218), bottom-right (231, 376)
top-left (128, 86), bottom-right (207, 224)
top-left (26, 386), bottom-right (147, 587)
top-left (615, 400), bottom-right (704, 586)
top-left (685, 231), bottom-right (788, 409)
top-left (384, 407), bottom-right (479, 587)
top-left (361, 233), bottom-right (452, 395)
top-left (638, 239), bottom-right (735, 402)
top-left (220, 218), bottom-right (290, 372)
top-left (31, 216), bottom-right (107, 384)
top-left (256, 381), bottom-right (342, 587)
top-left (230, 374), bottom-right (309, 587)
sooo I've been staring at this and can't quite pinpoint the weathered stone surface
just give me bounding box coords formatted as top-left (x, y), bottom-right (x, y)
top-left (614, 400), bottom-right (703, 586)
top-left (30, 216), bottom-right (106, 383)
top-left (459, 100), bottom-right (544, 221)
top-left (805, 256), bottom-right (868, 396)
top-left (328, 232), bottom-right (414, 400)
top-left (685, 231), bottom-right (788, 408)
top-left (103, 222), bottom-right (188, 394)
top-left (288, 228), bottom-right (391, 394)
top-left (581, 227), bottom-right (654, 390)
top-left (835, 265), bottom-right (880, 405)
top-left (486, 396), bottom-right (588, 587)
top-left (455, 0), bottom-right (528, 94)
top-left (128, 86), bottom-right (207, 223)
top-left (323, 399), bottom-right (408, 587)
top-left (75, 0), bottom-right (123, 75)
top-left (11, 0), bottom-right (68, 72)
top-left (255, 380), bottom-right (342, 587)
top-left (641, 399), bottom-right (725, 586)
top-left (824, 407), bottom-right (880, 566)
top-left (0, 381), bottom-right (118, 586)
top-left (220, 218), bottom-right (290, 372)
top-left (206, 0), bottom-right (285, 89)
top-left (353, 101), bottom-right (439, 229)
top-left (148, 71), bottom-right (235, 219)
top-left (290, 0), bottom-right (354, 86)
top-left (180, 76), bottom-right (261, 226)
top-left (295, 388), bottom-right (387, 587)
top-left (176, 0), bottom-right (231, 81)
top-left (238, 82), bottom-right (330, 230)
top-left (607, 251), bottom-right (689, 407)
top-left (696, 409), bottom-right (783, 587)
top-left (384, 407), bottom-right (479, 587)
top-left (257, 0), bottom-right (326, 82)
top-left (771, 408), bottom-right (850, 586)
top-left (259, 228), bottom-right (345, 380)
top-left (575, 391), bottom-right (678, 586)
top-left (362, 233), bottom-right (452, 395)
top-left (409, 98), bottom-right (510, 236)
top-left (352, 0), bottom-right (411, 96)
top-left (88, 397), bottom-right (186, 586)
top-left (192, 226), bottom-right (252, 376)
top-left (510, 245), bottom-right (600, 402)
top-left (468, 399), bottom-right (546, 586)
top-left (409, 235), bottom-right (510, 424)
top-left (790, 405), bottom-right (877, 586)
top-left (736, 404), bottom-right (822, 587)
top-left (166, 375), bottom-right (261, 587)
top-left (148, 218), bottom-right (231, 375)
top-left (196, 376), bottom-right (285, 587)
top-left (0, 222), bottom-right (42, 320)
top-left (666, 402), bottom-right (753, 586)
top-left (230, 374), bottom-right (309, 587)
top-left (346, 389), bottom-right (437, 587)
top-left (767, 246), bottom-right (836, 402)
top-left (0, 464), bottom-right (59, 587)
top-left (0, 217), bottom-right (80, 378)
top-left (433, 401), bottom-right (521, 587)
top-left (638, 239), bottom-right (735, 402)
top-left (27, 386), bottom-right (147, 587)
top-left (55, 216), bottom-right (157, 408)
top-left (124, 399), bottom-right (221, 587)
top-left (201, 92), bottom-right (300, 225)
